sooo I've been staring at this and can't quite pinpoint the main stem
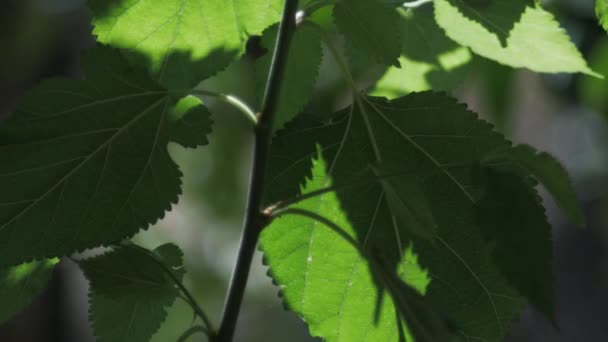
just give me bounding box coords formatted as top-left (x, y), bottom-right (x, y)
top-left (215, 1), bottom-right (299, 341)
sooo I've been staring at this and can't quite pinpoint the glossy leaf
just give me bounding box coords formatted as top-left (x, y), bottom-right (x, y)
top-left (370, 6), bottom-right (471, 98)
top-left (80, 244), bottom-right (185, 342)
top-left (262, 93), bottom-right (543, 341)
top-left (434, 1), bottom-right (598, 76)
top-left (0, 259), bottom-right (59, 323)
top-left (0, 46), bottom-right (212, 268)
top-left (255, 23), bottom-right (323, 132)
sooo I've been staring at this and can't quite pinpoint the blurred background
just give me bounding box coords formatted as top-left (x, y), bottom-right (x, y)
top-left (0, 0), bottom-right (607, 341)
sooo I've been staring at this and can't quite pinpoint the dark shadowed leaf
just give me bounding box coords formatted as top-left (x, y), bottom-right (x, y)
top-left (80, 243), bottom-right (185, 342)
top-left (0, 46), bottom-right (212, 268)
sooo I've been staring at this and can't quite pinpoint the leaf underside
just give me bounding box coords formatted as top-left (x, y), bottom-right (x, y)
top-left (262, 92), bottom-right (560, 341)
top-left (0, 46), bottom-right (212, 268)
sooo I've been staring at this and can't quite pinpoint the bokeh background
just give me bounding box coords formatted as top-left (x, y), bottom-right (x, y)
top-left (1, 0), bottom-right (607, 341)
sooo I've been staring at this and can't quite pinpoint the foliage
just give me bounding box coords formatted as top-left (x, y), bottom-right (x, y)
top-left (0, 0), bottom-right (602, 341)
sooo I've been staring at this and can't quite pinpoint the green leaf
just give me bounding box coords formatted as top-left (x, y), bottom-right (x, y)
top-left (483, 144), bottom-right (584, 227)
top-left (88, 0), bottom-right (282, 88)
top-left (598, 0), bottom-right (608, 32)
top-left (580, 38), bottom-right (608, 113)
top-left (0, 259), bottom-right (59, 323)
top-left (167, 96), bottom-right (213, 148)
top-left (255, 23), bottom-right (323, 132)
top-left (262, 93), bottom-right (539, 341)
top-left (374, 164), bottom-right (438, 241)
top-left (370, 7), bottom-right (471, 99)
top-left (80, 244), bottom-right (184, 342)
top-left (476, 169), bottom-right (554, 320)
top-left (0, 46), bottom-right (212, 268)
top-left (434, 1), bottom-right (599, 76)
top-left (333, 0), bottom-right (402, 66)
top-left (444, 0), bottom-right (534, 46)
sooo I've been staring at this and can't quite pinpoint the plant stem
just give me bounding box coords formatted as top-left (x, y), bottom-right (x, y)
top-left (215, 1), bottom-right (300, 341)
top-left (186, 89), bottom-right (258, 125)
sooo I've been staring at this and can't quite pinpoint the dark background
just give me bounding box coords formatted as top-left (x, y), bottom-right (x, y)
top-left (1, 0), bottom-right (607, 341)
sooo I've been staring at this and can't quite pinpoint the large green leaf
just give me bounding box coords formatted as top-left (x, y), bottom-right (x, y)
top-left (0, 46), bottom-right (212, 268)
top-left (88, 0), bottom-right (282, 88)
top-left (434, 1), bottom-right (598, 76)
top-left (598, 0), bottom-right (608, 32)
top-left (0, 259), bottom-right (59, 323)
top-left (262, 93), bottom-right (550, 341)
top-left (370, 7), bottom-right (471, 99)
top-left (483, 144), bottom-right (584, 227)
top-left (80, 243), bottom-right (185, 342)
top-left (333, 0), bottom-right (402, 66)
top-left (255, 23), bottom-right (323, 132)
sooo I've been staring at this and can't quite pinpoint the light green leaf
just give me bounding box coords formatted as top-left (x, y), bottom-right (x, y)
top-left (255, 23), bottom-right (323, 132)
top-left (262, 93), bottom-right (540, 341)
top-left (80, 244), bottom-right (184, 342)
top-left (88, 0), bottom-right (282, 88)
top-left (334, 0), bottom-right (402, 66)
top-left (580, 38), bottom-right (608, 113)
top-left (434, 1), bottom-right (598, 76)
top-left (598, 0), bottom-right (608, 32)
top-left (370, 7), bottom-right (471, 99)
top-left (483, 144), bottom-right (584, 227)
top-left (0, 46), bottom-right (212, 268)
top-left (0, 259), bottom-right (59, 323)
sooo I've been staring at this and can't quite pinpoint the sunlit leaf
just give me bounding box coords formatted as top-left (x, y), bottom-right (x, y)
top-left (434, 1), bottom-right (598, 76)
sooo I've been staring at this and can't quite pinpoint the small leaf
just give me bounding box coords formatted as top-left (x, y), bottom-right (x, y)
top-left (0, 46), bottom-right (212, 268)
top-left (483, 144), bottom-right (585, 226)
top-left (333, 0), bottom-right (402, 66)
top-left (167, 96), bottom-right (213, 148)
top-left (370, 6), bottom-right (471, 98)
top-left (434, 1), bottom-right (599, 76)
top-left (80, 244), bottom-right (184, 342)
top-left (477, 169), bottom-right (554, 320)
top-left (0, 259), bottom-right (59, 323)
top-left (88, 0), bottom-right (283, 88)
top-left (597, 0), bottom-right (608, 32)
top-left (255, 23), bottom-right (323, 132)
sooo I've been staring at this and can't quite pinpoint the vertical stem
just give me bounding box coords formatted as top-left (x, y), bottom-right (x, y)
top-left (215, 1), bottom-right (300, 341)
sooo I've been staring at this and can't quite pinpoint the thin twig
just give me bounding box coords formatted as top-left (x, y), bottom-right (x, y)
top-left (215, 1), bottom-right (300, 341)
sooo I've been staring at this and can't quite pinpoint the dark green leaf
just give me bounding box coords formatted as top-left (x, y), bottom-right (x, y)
top-left (483, 144), bottom-right (584, 226)
top-left (263, 93), bottom-right (535, 341)
top-left (476, 169), bottom-right (554, 320)
top-left (255, 23), bottom-right (323, 132)
top-left (80, 243), bottom-right (184, 342)
top-left (0, 46), bottom-right (212, 268)
top-left (334, 0), bottom-right (402, 66)
top-left (0, 259), bottom-right (58, 323)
